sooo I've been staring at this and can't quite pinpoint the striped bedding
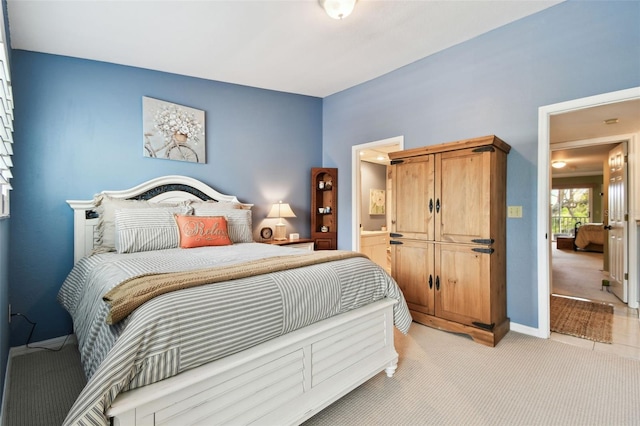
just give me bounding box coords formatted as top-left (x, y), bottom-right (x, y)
top-left (58, 243), bottom-right (411, 426)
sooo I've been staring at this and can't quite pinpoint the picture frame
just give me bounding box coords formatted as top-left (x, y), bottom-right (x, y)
top-left (369, 189), bottom-right (386, 215)
top-left (142, 96), bottom-right (206, 163)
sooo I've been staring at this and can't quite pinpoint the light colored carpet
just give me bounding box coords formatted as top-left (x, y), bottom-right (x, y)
top-left (550, 295), bottom-right (613, 343)
top-left (305, 324), bottom-right (640, 426)
top-left (552, 246), bottom-right (620, 305)
top-left (6, 326), bottom-right (640, 426)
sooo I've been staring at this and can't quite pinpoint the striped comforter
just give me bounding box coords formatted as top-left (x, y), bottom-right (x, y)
top-left (58, 243), bottom-right (411, 426)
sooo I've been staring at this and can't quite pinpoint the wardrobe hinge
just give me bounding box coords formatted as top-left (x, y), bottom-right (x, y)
top-left (471, 238), bottom-right (494, 245)
top-left (472, 247), bottom-right (494, 254)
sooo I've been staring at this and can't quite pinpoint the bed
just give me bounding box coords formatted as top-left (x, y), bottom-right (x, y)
top-left (60, 175), bottom-right (411, 426)
top-left (573, 222), bottom-right (605, 252)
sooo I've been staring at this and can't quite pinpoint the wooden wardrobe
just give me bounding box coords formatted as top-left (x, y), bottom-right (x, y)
top-left (388, 135), bottom-right (511, 346)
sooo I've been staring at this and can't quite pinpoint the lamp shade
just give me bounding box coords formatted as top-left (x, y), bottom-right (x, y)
top-left (267, 201), bottom-right (296, 241)
top-left (267, 202), bottom-right (296, 219)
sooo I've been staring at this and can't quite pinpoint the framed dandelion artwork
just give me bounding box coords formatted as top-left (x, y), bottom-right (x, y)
top-left (142, 96), bottom-right (206, 163)
top-left (369, 189), bottom-right (386, 215)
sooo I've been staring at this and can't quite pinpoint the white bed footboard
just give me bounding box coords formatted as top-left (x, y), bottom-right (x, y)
top-left (108, 299), bottom-right (398, 426)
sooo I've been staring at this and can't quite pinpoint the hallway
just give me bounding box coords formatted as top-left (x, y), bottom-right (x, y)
top-left (551, 246), bottom-right (640, 360)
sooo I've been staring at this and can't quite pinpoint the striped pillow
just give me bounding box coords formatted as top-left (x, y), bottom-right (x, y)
top-left (93, 194), bottom-right (184, 253)
top-left (114, 207), bottom-right (186, 254)
top-left (191, 208), bottom-right (254, 243)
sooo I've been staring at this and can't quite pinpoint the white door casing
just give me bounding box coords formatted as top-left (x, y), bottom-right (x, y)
top-left (351, 136), bottom-right (404, 252)
top-left (537, 87), bottom-right (640, 338)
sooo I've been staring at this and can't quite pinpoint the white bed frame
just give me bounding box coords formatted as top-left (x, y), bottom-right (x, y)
top-left (66, 175), bottom-right (399, 426)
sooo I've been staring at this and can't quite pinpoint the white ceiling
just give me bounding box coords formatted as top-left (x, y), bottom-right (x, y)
top-left (551, 99), bottom-right (640, 177)
top-left (8, 0), bottom-right (637, 177)
top-left (7, 0), bottom-right (563, 98)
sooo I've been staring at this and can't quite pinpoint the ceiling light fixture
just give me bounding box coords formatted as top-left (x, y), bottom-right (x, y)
top-left (319, 0), bottom-right (357, 20)
top-left (604, 118), bottom-right (619, 125)
top-left (551, 160), bottom-right (567, 169)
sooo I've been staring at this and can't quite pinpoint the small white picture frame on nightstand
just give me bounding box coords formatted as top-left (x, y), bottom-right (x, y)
top-left (289, 233), bottom-right (300, 241)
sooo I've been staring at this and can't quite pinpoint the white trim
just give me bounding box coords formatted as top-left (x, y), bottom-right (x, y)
top-left (537, 87), bottom-right (640, 336)
top-left (509, 322), bottom-right (546, 339)
top-left (8, 334), bottom-right (77, 357)
top-left (351, 136), bottom-right (404, 252)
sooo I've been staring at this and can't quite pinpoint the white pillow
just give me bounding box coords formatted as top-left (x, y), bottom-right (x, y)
top-left (93, 194), bottom-right (188, 253)
top-left (191, 207), bottom-right (254, 243)
top-left (114, 207), bottom-right (187, 254)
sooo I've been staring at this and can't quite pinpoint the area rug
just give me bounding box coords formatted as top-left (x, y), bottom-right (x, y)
top-left (550, 295), bottom-right (613, 343)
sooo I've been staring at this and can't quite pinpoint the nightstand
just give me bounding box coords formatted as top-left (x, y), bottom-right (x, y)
top-left (264, 238), bottom-right (315, 251)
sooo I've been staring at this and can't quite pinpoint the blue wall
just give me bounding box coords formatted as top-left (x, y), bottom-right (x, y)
top-left (8, 53), bottom-right (322, 345)
top-left (0, 219), bottom-right (8, 395)
top-left (323, 1), bottom-right (640, 327)
top-left (5, 1), bottom-right (640, 347)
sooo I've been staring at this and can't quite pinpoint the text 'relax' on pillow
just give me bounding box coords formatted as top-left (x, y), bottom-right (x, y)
top-left (174, 215), bottom-right (233, 248)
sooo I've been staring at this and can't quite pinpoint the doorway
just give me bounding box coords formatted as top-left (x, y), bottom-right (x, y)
top-left (550, 140), bottom-right (625, 308)
top-left (351, 136), bottom-right (403, 261)
top-left (537, 87), bottom-right (640, 338)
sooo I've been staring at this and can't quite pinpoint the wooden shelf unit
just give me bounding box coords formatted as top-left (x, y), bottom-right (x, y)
top-left (311, 168), bottom-right (337, 250)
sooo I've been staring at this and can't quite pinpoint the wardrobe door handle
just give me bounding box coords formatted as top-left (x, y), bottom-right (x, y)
top-left (435, 276), bottom-right (440, 290)
top-left (428, 275), bottom-right (433, 289)
top-left (429, 199), bottom-right (433, 213)
top-left (435, 199), bottom-right (440, 213)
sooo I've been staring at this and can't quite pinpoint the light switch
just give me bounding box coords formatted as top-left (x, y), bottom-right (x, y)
top-left (507, 206), bottom-right (523, 218)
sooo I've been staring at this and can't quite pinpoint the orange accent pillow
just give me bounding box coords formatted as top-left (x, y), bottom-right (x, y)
top-left (174, 215), bottom-right (233, 248)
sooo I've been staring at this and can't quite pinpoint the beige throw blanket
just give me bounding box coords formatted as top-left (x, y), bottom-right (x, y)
top-left (103, 250), bottom-right (366, 324)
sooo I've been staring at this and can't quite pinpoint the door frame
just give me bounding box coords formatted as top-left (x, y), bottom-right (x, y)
top-left (351, 136), bottom-right (404, 251)
top-left (537, 87), bottom-right (640, 338)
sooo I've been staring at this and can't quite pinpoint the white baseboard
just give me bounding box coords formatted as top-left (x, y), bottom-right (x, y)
top-left (8, 334), bottom-right (77, 358)
top-left (510, 322), bottom-right (548, 339)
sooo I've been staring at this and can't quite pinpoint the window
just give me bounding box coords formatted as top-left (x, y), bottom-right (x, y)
top-left (550, 185), bottom-right (594, 238)
top-left (0, 7), bottom-right (13, 218)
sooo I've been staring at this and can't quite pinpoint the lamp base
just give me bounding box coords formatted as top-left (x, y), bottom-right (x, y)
top-left (273, 223), bottom-right (287, 241)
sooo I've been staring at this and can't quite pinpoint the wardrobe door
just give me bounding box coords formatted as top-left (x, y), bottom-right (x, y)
top-left (435, 243), bottom-right (492, 328)
top-left (390, 155), bottom-right (435, 241)
top-left (391, 239), bottom-right (435, 315)
top-left (435, 147), bottom-right (492, 244)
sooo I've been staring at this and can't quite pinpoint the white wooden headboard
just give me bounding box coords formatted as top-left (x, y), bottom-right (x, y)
top-left (66, 175), bottom-right (247, 263)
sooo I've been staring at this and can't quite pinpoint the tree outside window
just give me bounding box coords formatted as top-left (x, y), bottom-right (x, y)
top-left (551, 187), bottom-right (592, 237)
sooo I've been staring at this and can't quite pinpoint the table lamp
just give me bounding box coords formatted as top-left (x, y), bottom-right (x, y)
top-left (267, 201), bottom-right (296, 240)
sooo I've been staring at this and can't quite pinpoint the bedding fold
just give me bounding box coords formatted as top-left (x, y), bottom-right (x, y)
top-left (103, 250), bottom-right (365, 324)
